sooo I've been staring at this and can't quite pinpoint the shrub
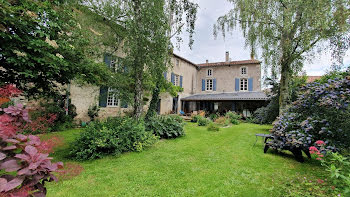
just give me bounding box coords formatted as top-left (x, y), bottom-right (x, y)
top-left (69, 117), bottom-right (158, 160)
top-left (225, 111), bottom-right (241, 122)
top-left (197, 116), bottom-right (211, 126)
top-left (145, 115), bottom-right (185, 139)
top-left (208, 113), bottom-right (219, 121)
top-left (253, 97), bottom-right (279, 124)
top-left (30, 98), bottom-right (77, 131)
top-left (23, 113), bottom-right (57, 134)
top-left (215, 117), bottom-right (229, 126)
top-left (0, 85), bottom-right (62, 196)
top-left (267, 76), bottom-right (350, 153)
top-left (191, 115), bottom-right (201, 123)
top-left (230, 119), bottom-right (240, 125)
top-left (207, 123), bottom-right (220, 132)
top-left (87, 104), bottom-right (100, 121)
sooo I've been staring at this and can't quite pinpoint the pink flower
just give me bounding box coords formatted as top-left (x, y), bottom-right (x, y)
top-left (315, 140), bottom-right (325, 145)
top-left (309, 146), bottom-right (318, 151)
top-left (316, 158), bottom-right (322, 160)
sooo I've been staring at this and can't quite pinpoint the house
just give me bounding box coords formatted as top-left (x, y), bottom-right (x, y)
top-left (306, 76), bottom-right (322, 83)
top-left (70, 51), bottom-right (268, 121)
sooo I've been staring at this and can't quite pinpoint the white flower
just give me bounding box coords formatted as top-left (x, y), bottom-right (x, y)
top-left (13, 50), bottom-right (27, 57)
top-left (56, 53), bottom-right (64, 59)
top-left (45, 37), bottom-right (59, 49)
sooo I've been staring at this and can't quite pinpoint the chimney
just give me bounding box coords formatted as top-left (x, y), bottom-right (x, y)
top-left (225, 51), bottom-right (230, 62)
top-left (206, 60), bottom-right (209, 64)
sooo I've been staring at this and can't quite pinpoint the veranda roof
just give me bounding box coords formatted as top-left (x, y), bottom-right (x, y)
top-left (181, 92), bottom-right (268, 101)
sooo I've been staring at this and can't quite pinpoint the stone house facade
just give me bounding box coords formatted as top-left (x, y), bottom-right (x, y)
top-left (70, 51), bottom-right (267, 121)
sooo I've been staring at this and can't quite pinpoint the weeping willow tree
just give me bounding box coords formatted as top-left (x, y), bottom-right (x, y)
top-left (82, 0), bottom-right (197, 119)
top-left (215, 0), bottom-right (350, 114)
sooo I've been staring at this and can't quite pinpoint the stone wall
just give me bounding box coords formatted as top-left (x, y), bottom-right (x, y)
top-left (159, 56), bottom-right (198, 114)
top-left (196, 63), bottom-right (261, 93)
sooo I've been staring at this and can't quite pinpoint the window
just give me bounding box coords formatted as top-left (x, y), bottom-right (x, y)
top-left (240, 78), bottom-right (248, 91)
top-left (107, 88), bottom-right (118, 107)
top-left (241, 67), bottom-right (247, 75)
top-left (173, 74), bottom-right (180, 86)
top-left (207, 69), bottom-right (213, 76)
top-left (176, 59), bottom-right (180, 67)
top-left (206, 79), bottom-right (213, 91)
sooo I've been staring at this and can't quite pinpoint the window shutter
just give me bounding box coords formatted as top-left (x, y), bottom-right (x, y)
top-left (99, 87), bottom-right (108, 107)
top-left (171, 73), bottom-right (175, 84)
top-left (180, 75), bottom-right (183, 88)
top-left (163, 72), bottom-right (167, 80)
top-left (235, 78), bottom-right (240, 92)
top-left (213, 79), bottom-right (217, 91)
top-left (202, 79), bottom-right (205, 91)
top-left (121, 100), bottom-right (128, 108)
top-left (248, 78), bottom-right (253, 91)
top-left (104, 54), bottom-right (111, 67)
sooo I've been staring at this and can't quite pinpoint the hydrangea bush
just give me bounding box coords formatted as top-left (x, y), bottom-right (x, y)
top-left (267, 76), bottom-right (350, 156)
top-left (0, 85), bottom-right (62, 196)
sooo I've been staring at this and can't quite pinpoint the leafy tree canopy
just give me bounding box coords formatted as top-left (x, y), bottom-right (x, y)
top-left (0, 0), bottom-right (113, 98)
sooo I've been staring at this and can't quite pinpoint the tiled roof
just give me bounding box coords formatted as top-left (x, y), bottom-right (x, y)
top-left (181, 92), bottom-right (268, 101)
top-left (197, 59), bottom-right (261, 68)
top-left (307, 76), bottom-right (322, 83)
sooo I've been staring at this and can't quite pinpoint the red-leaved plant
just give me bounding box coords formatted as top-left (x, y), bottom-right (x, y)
top-left (0, 85), bottom-right (63, 196)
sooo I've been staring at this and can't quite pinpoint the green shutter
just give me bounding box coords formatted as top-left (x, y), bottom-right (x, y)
top-left (99, 87), bottom-right (108, 107)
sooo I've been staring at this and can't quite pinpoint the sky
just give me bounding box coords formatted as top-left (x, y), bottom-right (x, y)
top-left (173, 0), bottom-right (350, 76)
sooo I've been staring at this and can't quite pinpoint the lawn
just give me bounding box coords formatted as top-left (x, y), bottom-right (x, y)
top-left (45, 123), bottom-right (327, 197)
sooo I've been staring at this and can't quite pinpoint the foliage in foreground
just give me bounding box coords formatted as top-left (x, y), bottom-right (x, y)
top-left (0, 85), bottom-right (62, 196)
top-left (69, 117), bottom-right (158, 160)
top-left (145, 115), bottom-right (185, 139)
top-left (268, 76), bottom-right (350, 153)
top-left (0, 0), bottom-right (112, 97)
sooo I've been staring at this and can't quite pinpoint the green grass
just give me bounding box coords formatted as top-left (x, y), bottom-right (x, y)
top-left (45, 123), bottom-right (327, 197)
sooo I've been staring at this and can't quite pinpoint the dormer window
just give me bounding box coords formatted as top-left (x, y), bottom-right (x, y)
top-left (241, 67), bottom-right (247, 75)
top-left (207, 69), bottom-right (213, 76)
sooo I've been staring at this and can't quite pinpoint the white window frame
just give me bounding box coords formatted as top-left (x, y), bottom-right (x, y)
top-left (107, 88), bottom-right (119, 107)
top-left (173, 74), bottom-right (180, 86)
top-left (206, 79), bottom-right (213, 91)
top-left (207, 69), bottom-right (213, 76)
top-left (241, 66), bottom-right (248, 75)
top-left (240, 78), bottom-right (248, 91)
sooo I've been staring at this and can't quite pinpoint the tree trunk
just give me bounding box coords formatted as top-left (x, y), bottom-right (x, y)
top-left (279, 61), bottom-right (291, 115)
top-left (132, 0), bottom-right (143, 120)
top-left (145, 83), bottom-right (160, 121)
top-left (133, 68), bottom-right (143, 120)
